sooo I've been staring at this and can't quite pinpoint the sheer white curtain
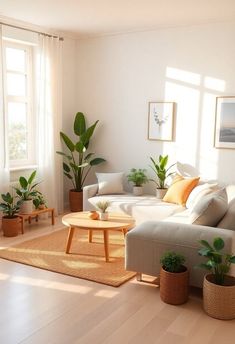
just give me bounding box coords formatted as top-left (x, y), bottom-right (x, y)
top-left (36, 35), bottom-right (63, 214)
top-left (0, 24), bottom-right (10, 194)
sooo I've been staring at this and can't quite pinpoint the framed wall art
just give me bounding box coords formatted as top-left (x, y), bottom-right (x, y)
top-left (214, 96), bottom-right (235, 149)
top-left (148, 102), bottom-right (175, 141)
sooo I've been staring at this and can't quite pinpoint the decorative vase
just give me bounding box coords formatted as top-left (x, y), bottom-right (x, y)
top-left (156, 188), bottom-right (168, 199)
top-left (99, 212), bottom-right (109, 221)
top-left (160, 266), bottom-right (189, 305)
top-left (19, 199), bottom-right (33, 214)
top-left (2, 216), bottom-right (21, 237)
top-left (89, 211), bottom-right (99, 220)
top-left (69, 190), bottom-right (83, 212)
top-left (133, 186), bottom-right (143, 196)
top-left (203, 274), bottom-right (235, 320)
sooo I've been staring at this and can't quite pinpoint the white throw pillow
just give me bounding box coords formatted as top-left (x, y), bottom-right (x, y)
top-left (96, 172), bottom-right (124, 195)
top-left (217, 198), bottom-right (235, 230)
top-left (186, 183), bottom-right (218, 209)
top-left (190, 189), bottom-right (228, 226)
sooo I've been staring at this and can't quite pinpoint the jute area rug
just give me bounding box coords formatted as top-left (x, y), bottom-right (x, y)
top-left (0, 227), bottom-right (136, 287)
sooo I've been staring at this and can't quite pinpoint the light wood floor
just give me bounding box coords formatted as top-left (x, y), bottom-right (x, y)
top-left (0, 216), bottom-right (235, 344)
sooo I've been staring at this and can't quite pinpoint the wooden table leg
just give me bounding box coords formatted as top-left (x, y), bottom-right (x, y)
top-left (65, 226), bottom-right (75, 254)
top-left (51, 209), bottom-right (55, 225)
top-left (103, 230), bottom-right (109, 262)
top-left (88, 230), bottom-right (93, 243)
top-left (19, 216), bottom-right (24, 234)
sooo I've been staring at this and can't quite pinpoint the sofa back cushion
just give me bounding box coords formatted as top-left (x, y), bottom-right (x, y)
top-left (163, 175), bottom-right (200, 205)
top-left (96, 172), bottom-right (124, 195)
top-left (190, 189), bottom-right (228, 226)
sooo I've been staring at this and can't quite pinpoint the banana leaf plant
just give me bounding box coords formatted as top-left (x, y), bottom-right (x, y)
top-left (56, 112), bottom-right (106, 192)
top-left (0, 192), bottom-right (21, 218)
top-left (14, 170), bottom-right (41, 201)
top-left (149, 155), bottom-right (175, 189)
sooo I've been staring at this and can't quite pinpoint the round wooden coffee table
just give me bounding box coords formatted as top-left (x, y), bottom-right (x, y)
top-left (62, 212), bottom-right (135, 262)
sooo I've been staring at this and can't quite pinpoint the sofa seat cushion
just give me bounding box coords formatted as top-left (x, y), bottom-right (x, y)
top-left (163, 209), bottom-right (192, 224)
top-left (88, 194), bottom-right (184, 225)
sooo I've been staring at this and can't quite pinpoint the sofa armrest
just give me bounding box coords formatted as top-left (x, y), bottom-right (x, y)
top-left (126, 221), bottom-right (235, 287)
top-left (83, 184), bottom-right (99, 211)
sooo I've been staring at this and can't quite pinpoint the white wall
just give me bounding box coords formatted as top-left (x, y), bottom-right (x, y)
top-left (73, 21), bottom-right (235, 193)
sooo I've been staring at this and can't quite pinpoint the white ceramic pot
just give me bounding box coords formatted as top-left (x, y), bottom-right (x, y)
top-left (20, 199), bottom-right (33, 214)
top-left (99, 212), bottom-right (109, 221)
top-left (133, 186), bottom-right (143, 196)
top-left (156, 188), bottom-right (168, 199)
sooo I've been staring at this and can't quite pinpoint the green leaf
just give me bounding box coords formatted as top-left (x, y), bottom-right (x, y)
top-left (60, 132), bottom-right (75, 152)
top-left (198, 248), bottom-right (211, 257)
top-left (63, 163), bottom-right (71, 173)
top-left (64, 172), bottom-right (73, 180)
top-left (80, 121), bottom-right (98, 147)
top-left (78, 162), bottom-right (89, 168)
top-left (56, 151), bottom-right (72, 160)
top-left (74, 112), bottom-right (86, 136)
top-left (213, 237), bottom-right (224, 251)
top-left (198, 239), bottom-right (213, 251)
top-left (90, 158), bottom-right (106, 166)
top-left (85, 153), bottom-right (94, 161)
top-left (19, 176), bottom-right (28, 189)
top-left (75, 141), bottom-right (85, 153)
top-left (229, 256), bottom-right (235, 263)
top-left (28, 170), bottom-right (36, 185)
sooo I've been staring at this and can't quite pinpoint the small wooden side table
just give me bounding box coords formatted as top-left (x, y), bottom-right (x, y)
top-left (18, 208), bottom-right (55, 234)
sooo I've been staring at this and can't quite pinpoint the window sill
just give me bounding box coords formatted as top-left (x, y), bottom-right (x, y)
top-left (10, 165), bottom-right (38, 172)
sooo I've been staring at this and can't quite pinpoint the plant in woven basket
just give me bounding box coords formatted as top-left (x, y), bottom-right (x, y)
top-left (160, 251), bottom-right (186, 273)
top-left (95, 201), bottom-right (110, 213)
top-left (197, 237), bottom-right (235, 320)
top-left (160, 251), bottom-right (189, 305)
top-left (197, 237), bottom-right (235, 285)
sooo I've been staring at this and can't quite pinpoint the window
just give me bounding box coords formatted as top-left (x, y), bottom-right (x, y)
top-left (2, 41), bottom-right (35, 169)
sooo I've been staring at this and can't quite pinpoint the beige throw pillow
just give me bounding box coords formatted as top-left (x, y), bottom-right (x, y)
top-left (217, 198), bottom-right (235, 230)
top-left (190, 189), bottom-right (228, 226)
top-left (186, 183), bottom-right (218, 209)
top-left (96, 172), bottom-right (124, 195)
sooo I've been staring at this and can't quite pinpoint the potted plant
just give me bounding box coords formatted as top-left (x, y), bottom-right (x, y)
top-left (33, 194), bottom-right (47, 210)
top-left (0, 193), bottom-right (21, 237)
top-left (197, 237), bottom-right (235, 320)
top-left (57, 112), bottom-right (106, 212)
top-left (14, 170), bottom-right (41, 214)
top-left (96, 200), bottom-right (110, 221)
top-left (160, 251), bottom-right (189, 305)
top-left (127, 168), bottom-right (149, 196)
top-left (149, 155), bottom-right (175, 199)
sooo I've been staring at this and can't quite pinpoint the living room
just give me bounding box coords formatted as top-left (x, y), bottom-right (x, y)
top-left (0, 1), bottom-right (235, 343)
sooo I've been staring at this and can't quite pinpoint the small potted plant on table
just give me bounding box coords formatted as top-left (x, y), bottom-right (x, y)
top-left (160, 251), bottom-right (189, 305)
top-left (197, 237), bottom-right (235, 320)
top-left (0, 192), bottom-right (22, 237)
top-left (149, 155), bottom-right (175, 199)
top-left (127, 168), bottom-right (149, 196)
top-left (96, 201), bottom-right (110, 221)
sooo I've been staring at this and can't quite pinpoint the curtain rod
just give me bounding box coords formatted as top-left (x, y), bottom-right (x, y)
top-left (0, 21), bottom-right (64, 41)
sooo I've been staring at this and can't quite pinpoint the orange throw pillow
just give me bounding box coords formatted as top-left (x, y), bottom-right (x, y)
top-left (163, 175), bottom-right (200, 205)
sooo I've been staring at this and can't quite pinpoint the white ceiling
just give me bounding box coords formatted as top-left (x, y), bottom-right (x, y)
top-left (0, 0), bottom-right (235, 38)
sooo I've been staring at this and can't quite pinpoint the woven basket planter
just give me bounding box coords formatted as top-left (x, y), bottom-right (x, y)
top-left (160, 266), bottom-right (189, 305)
top-left (203, 274), bottom-right (235, 320)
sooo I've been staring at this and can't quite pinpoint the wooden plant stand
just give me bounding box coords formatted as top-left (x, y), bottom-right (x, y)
top-left (18, 208), bottom-right (55, 234)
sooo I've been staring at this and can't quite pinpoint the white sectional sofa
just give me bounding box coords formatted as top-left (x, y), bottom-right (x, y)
top-left (83, 183), bottom-right (235, 287)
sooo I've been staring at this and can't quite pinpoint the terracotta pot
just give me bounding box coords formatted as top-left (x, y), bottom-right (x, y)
top-left (156, 188), bottom-right (168, 199)
top-left (2, 216), bottom-right (21, 237)
top-left (69, 190), bottom-right (83, 212)
top-left (133, 186), bottom-right (143, 196)
top-left (203, 274), bottom-right (235, 320)
top-left (20, 200), bottom-right (33, 214)
top-left (160, 266), bottom-right (189, 305)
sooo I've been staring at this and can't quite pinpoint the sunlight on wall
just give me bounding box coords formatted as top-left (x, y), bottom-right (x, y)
top-left (163, 66), bottom-right (226, 180)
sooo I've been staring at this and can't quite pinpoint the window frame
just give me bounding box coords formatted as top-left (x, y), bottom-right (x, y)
top-left (2, 40), bottom-right (36, 169)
